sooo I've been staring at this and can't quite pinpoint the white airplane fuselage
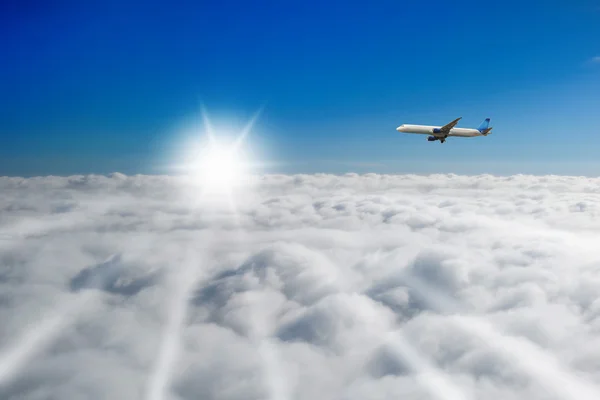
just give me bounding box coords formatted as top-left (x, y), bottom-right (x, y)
top-left (396, 124), bottom-right (483, 138)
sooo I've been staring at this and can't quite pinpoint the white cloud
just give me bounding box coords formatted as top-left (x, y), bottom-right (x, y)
top-left (590, 56), bottom-right (600, 64)
top-left (2, 173), bottom-right (600, 399)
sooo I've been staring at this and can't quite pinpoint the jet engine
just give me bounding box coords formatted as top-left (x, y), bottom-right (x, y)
top-left (427, 136), bottom-right (438, 141)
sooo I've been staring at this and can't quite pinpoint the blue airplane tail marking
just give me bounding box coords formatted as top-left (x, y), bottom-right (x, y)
top-left (477, 118), bottom-right (491, 132)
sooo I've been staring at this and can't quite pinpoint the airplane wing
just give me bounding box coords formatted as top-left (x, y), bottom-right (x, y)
top-left (438, 117), bottom-right (462, 134)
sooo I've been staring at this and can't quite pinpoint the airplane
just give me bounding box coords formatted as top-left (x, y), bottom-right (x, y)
top-left (396, 117), bottom-right (493, 143)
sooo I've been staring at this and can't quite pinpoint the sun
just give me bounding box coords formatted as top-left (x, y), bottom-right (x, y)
top-left (174, 106), bottom-right (263, 199)
top-left (193, 140), bottom-right (246, 193)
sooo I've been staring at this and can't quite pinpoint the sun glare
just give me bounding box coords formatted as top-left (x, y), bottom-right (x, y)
top-left (174, 106), bottom-right (265, 197)
top-left (193, 140), bottom-right (247, 193)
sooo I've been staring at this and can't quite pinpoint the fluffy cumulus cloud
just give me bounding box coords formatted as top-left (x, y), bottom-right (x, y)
top-left (2, 172), bottom-right (600, 400)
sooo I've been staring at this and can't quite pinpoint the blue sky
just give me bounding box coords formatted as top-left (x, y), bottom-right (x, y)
top-left (1, 0), bottom-right (599, 176)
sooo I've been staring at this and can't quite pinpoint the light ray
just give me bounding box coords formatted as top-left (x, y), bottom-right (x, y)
top-left (0, 254), bottom-right (124, 388)
top-left (341, 311), bottom-right (472, 400)
top-left (233, 105), bottom-right (264, 150)
top-left (244, 294), bottom-right (291, 400)
top-left (200, 104), bottom-right (216, 144)
top-left (145, 252), bottom-right (204, 400)
top-left (0, 291), bottom-right (98, 386)
top-left (226, 105), bottom-right (264, 224)
top-left (401, 273), bottom-right (600, 400)
top-left (257, 338), bottom-right (291, 400)
top-left (452, 315), bottom-right (600, 400)
top-left (383, 331), bottom-right (472, 400)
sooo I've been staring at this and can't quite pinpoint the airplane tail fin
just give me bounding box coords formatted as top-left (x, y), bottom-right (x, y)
top-left (477, 118), bottom-right (491, 132)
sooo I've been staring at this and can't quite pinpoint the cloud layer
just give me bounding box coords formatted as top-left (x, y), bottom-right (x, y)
top-left (1, 172), bottom-right (600, 400)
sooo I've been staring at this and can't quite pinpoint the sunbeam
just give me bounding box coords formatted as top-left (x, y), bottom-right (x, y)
top-left (145, 250), bottom-right (206, 400)
top-left (383, 331), bottom-right (472, 400)
top-left (244, 292), bottom-right (292, 400)
top-left (220, 190), bottom-right (290, 399)
top-left (257, 338), bottom-right (291, 400)
top-left (0, 291), bottom-right (99, 386)
top-left (401, 273), bottom-right (600, 400)
top-left (0, 254), bottom-right (122, 387)
top-left (233, 105), bottom-right (265, 150)
top-left (451, 315), bottom-right (600, 400)
top-left (200, 104), bottom-right (216, 144)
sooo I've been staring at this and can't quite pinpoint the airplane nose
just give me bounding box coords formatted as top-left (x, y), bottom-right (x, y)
top-left (396, 125), bottom-right (404, 132)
